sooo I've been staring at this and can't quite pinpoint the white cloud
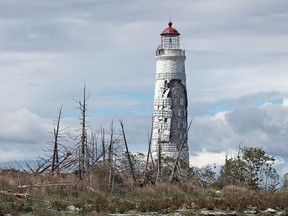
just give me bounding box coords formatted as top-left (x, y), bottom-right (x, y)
top-left (282, 98), bottom-right (288, 106)
top-left (190, 151), bottom-right (227, 168)
top-left (189, 99), bottom-right (288, 165)
top-left (0, 109), bottom-right (51, 144)
top-left (0, 147), bottom-right (28, 162)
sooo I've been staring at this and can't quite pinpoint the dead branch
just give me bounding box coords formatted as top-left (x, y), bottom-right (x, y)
top-left (0, 190), bottom-right (29, 199)
top-left (17, 182), bottom-right (73, 189)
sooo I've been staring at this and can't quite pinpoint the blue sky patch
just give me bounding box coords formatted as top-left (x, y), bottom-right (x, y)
top-left (207, 101), bottom-right (237, 115)
top-left (252, 98), bottom-right (282, 107)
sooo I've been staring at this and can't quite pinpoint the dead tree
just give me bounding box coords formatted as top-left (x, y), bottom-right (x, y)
top-left (148, 117), bottom-right (156, 170)
top-left (141, 119), bottom-right (156, 186)
top-left (51, 105), bottom-right (63, 174)
top-left (89, 129), bottom-right (99, 166)
top-left (25, 105), bottom-right (72, 174)
top-left (119, 119), bottom-right (136, 182)
top-left (169, 119), bottom-right (193, 182)
top-left (156, 130), bottom-right (162, 183)
top-left (101, 127), bottom-right (106, 162)
top-left (108, 121), bottom-right (115, 191)
top-left (75, 85), bottom-right (89, 181)
top-left (86, 128), bottom-right (101, 188)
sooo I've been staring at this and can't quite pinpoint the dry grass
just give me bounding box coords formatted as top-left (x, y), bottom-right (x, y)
top-left (0, 169), bottom-right (288, 215)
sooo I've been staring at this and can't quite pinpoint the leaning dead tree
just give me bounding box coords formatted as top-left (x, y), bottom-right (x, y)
top-left (51, 105), bottom-right (63, 174)
top-left (156, 133), bottom-right (162, 183)
top-left (21, 105), bottom-right (75, 174)
top-left (169, 119), bottom-right (193, 182)
top-left (119, 119), bottom-right (136, 182)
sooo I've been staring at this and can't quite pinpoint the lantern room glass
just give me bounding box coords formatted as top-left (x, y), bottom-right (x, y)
top-left (161, 35), bottom-right (180, 49)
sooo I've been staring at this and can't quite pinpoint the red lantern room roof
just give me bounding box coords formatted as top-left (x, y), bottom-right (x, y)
top-left (161, 21), bottom-right (180, 36)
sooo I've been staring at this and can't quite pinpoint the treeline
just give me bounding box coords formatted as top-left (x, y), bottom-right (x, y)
top-left (14, 86), bottom-right (288, 193)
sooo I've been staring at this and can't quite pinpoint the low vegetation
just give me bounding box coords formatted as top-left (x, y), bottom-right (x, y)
top-left (1, 150), bottom-right (288, 216)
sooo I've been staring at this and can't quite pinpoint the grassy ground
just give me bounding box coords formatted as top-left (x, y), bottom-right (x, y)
top-left (0, 169), bottom-right (287, 215)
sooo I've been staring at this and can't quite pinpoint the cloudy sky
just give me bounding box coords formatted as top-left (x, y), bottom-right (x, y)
top-left (1, 0), bottom-right (288, 175)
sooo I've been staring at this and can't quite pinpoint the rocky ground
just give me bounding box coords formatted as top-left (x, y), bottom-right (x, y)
top-left (61, 204), bottom-right (286, 215)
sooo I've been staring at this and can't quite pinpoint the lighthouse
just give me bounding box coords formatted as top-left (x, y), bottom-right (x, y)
top-left (151, 22), bottom-right (189, 165)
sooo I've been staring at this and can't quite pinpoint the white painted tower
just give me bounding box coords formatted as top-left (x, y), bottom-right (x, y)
top-left (151, 22), bottom-right (189, 165)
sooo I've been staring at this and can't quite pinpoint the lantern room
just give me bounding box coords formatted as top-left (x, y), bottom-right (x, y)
top-left (160, 22), bottom-right (180, 49)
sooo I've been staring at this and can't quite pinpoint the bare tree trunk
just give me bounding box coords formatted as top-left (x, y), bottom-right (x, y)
top-left (85, 134), bottom-right (90, 179)
top-left (76, 85), bottom-right (89, 181)
top-left (156, 132), bottom-right (162, 183)
top-left (148, 117), bottom-right (156, 170)
top-left (52, 105), bottom-right (63, 175)
top-left (119, 120), bottom-right (136, 182)
top-left (90, 129), bottom-right (98, 166)
top-left (101, 127), bottom-right (106, 162)
top-left (78, 149), bottom-right (81, 178)
top-left (141, 118), bottom-right (155, 186)
top-left (80, 87), bottom-right (86, 180)
top-left (169, 119), bottom-right (193, 182)
top-left (145, 133), bottom-right (152, 170)
top-left (108, 121), bottom-right (114, 191)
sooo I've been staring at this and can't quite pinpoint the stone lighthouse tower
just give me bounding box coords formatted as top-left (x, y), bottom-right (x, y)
top-left (151, 22), bottom-right (189, 165)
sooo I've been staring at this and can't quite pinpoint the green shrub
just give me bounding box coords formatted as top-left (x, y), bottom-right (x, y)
top-left (51, 199), bottom-right (70, 211)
